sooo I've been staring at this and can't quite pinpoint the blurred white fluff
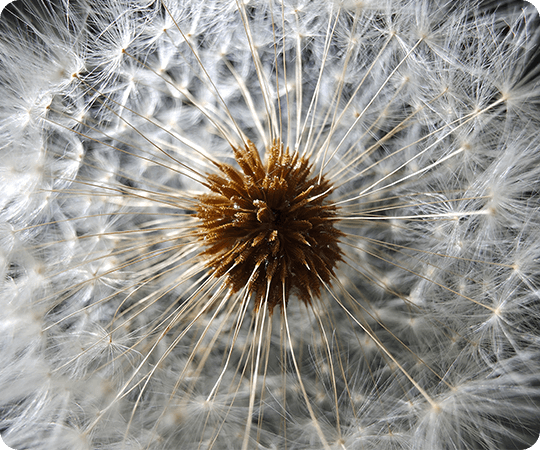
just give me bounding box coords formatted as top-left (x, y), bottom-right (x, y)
top-left (1, 0), bottom-right (540, 449)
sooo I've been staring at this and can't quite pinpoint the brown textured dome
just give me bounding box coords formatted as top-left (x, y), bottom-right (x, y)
top-left (195, 140), bottom-right (343, 314)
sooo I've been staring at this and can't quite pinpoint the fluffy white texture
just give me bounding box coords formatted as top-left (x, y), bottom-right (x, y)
top-left (0, 0), bottom-right (540, 449)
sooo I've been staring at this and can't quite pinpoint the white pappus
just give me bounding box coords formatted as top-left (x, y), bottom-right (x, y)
top-left (0, 1), bottom-right (540, 449)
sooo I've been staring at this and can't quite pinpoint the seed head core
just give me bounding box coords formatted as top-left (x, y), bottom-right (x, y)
top-left (196, 140), bottom-right (343, 314)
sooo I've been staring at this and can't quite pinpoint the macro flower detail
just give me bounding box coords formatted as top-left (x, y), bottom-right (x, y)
top-left (1, 0), bottom-right (540, 450)
top-left (196, 139), bottom-right (343, 312)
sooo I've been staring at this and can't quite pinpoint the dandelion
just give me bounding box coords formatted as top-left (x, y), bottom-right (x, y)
top-left (1, 0), bottom-right (540, 449)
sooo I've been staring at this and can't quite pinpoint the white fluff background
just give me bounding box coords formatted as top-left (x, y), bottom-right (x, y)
top-left (1, 1), bottom-right (540, 449)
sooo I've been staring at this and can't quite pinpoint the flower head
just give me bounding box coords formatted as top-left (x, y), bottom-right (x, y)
top-left (1, 1), bottom-right (540, 449)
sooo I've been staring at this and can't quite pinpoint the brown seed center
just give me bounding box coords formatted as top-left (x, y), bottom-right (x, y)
top-left (196, 140), bottom-right (343, 314)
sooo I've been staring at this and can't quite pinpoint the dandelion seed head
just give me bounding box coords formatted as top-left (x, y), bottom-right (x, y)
top-left (1, 0), bottom-right (540, 449)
